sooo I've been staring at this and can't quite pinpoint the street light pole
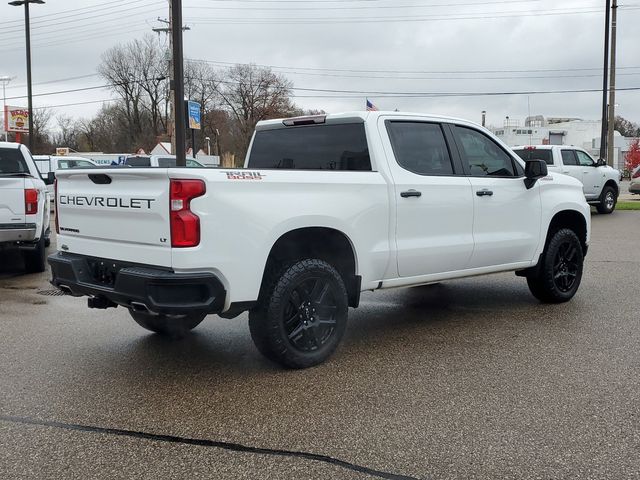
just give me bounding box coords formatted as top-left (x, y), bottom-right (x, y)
top-left (0, 76), bottom-right (14, 142)
top-left (9, 0), bottom-right (45, 151)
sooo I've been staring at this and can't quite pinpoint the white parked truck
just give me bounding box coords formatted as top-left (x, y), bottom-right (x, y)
top-left (49, 112), bottom-right (591, 368)
top-left (513, 145), bottom-right (620, 214)
top-left (0, 142), bottom-right (52, 272)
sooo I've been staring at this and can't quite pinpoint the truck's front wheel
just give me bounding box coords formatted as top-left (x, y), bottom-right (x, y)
top-left (526, 228), bottom-right (584, 303)
top-left (249, 259), bottom-right (349, 369)
top-left (129, 310), bottom-right (206, 337)
top-left (596, 185), bottom-right (617, 214)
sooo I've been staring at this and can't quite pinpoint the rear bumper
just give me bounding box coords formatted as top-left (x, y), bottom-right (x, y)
top-left (48, 252), bottom-right (226, 315)
top-left (629, 182), bottom-right (640, 194)
top-left (0, 223), bottom-right (37, 243)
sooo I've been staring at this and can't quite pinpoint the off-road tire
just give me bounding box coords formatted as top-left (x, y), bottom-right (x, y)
top-left (129, 310), bottom-right (206, 337)
top-left (23, 233), bottom-right (46, 273)
top-left (596, 185), bottom-right (616, 214)
top-left (249, 258), bottom-right (349, 369)
top-left (526, 228), bottom-right (583, 303)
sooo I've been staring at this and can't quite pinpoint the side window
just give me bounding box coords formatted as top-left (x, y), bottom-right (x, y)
top-left (386, 121), bottom-right (454, 176)
top-left (576, 151), bottom-right (595, 167)
top-left (455, 126), bottom-right (516, 177)
top-left (561, 150), bottom-right (578, 166)
top-left (58, 160), bottom-right (70, 169)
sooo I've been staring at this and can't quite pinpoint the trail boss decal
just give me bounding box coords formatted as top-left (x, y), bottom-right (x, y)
top-left (225, 171), bottom-right (264, 180)
top-left (59, 195), bottom-right (155, 209)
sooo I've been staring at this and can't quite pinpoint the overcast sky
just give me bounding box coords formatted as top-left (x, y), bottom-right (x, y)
top-left (1, 0), bottom-right (639, 131)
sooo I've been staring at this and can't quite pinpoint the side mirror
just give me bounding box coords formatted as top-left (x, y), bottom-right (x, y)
top-left (524, 159), bottom-right (548, 189)
top-left (596, 158), bottom-right (606, 167)
top-left (43, 171), bottom-right (55, 185)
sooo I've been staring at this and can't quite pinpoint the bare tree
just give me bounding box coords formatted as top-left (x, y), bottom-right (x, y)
top-left (29, 107), bottom-right (54, 154)
top-left (53, 114), bottom-right (80, 150)
top-left (98, 35), bottom-right (168, 149)
top-left (214, 64), bottom-right (298, 157)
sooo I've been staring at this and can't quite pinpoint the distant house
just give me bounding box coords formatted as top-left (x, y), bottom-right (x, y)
top-left (150, 142), bottom-right (172, 156)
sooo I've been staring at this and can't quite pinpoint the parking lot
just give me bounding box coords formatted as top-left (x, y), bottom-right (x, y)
top-left (1, 211), bottom-right (639, 479)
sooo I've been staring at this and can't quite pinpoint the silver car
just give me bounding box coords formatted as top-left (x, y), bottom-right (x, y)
top-left (630, 165), bottom-right (640, 195)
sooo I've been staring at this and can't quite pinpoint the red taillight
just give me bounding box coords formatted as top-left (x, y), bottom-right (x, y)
top-left (525, 146), bottom-right (536, 151)
top-left (54, 178), bottom-right (59, 234)
top-left (24, 188), bottom-right (38, 215)
top-left (170, 179), bottom-right (205, 248)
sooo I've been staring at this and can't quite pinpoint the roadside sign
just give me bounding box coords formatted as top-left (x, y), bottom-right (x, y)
top-left (4, 106), bottom-right (29, 133)
top-left (187, 101), bottom-right (201, 130)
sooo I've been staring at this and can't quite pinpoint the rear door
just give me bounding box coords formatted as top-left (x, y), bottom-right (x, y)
top-left (382, 119), bottom-right (474, 277)
top-left (55, 169), bottom-right (173, 266)
top-left (559, 149), bottom-right (584, 186)
top-left (0, 148), bottom-right (28, 225)
top-left (452, 125), bottom-right (541, 268)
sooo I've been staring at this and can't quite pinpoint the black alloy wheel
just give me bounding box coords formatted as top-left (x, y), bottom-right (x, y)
top-left (283, 276), bottom-right (339, 352)
top-left (526, 228), bottom-right (583, 303)
top-left (552, 241), bottom-right (580, 293)
top-left (249, 258), bottom-right (349, 369)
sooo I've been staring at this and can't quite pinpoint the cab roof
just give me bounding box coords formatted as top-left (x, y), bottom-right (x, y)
top-left (255, 111), bottom-right (487, 131)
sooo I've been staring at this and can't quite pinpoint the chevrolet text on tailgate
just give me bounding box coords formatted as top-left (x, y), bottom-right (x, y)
top-left (49, 112), bottom-right (591, 369)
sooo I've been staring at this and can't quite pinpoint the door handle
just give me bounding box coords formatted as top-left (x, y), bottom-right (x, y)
top-left (476, 189), bottom-right (493, 197)
top-left (562, 170), bottom-right (570, 174)
top-left (400, 189), bottom-right (422, 198)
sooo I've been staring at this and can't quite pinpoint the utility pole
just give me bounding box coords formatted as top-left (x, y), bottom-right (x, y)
top-left (0, 76), bottom-right (14, 142)
top-left (172, 0), bottom-right (187, 167)
top-left (599, 0), bottom-right (611, 161)
top-left (152, 1), bottom-right (189, 157)
top-left (607, 0), bottom-right (618, 168)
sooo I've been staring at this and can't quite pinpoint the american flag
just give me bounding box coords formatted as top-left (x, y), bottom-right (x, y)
top-left (366, 99), bottom-right (379, 111)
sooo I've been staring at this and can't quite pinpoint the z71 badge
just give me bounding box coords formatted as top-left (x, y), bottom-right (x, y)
top-left (225, 171), bottom-right (264, 180)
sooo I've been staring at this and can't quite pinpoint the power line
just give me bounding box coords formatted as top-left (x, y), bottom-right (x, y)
top-left (7, 77), bottom-right (640, 102)
top-left (185, 5), bottom-right (640, 24)
top-left (201, 63), bottom-right (640, 81)
top-left (33, 99), bottom-right (116, 110)
top-left (184, 0), bottom-right (542, 11)
top-left (190, 58), bottom-right (640, 76)
top-left (0, 2), bottom-right (164, 39)
top-left (0, 0), bottom-right (127, 25)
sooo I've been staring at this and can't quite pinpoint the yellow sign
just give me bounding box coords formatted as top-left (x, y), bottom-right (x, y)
top-left (4, 106), bottom-right (29, 133)
top-left (56, 147), bottom-right (70, 156)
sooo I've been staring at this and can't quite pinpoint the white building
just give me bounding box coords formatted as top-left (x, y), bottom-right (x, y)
top-left (492, 116), bottom-right (630, 171)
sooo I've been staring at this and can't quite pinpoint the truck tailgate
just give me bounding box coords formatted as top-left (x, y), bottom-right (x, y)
top-left (55, 169), bottom-right (172, 267)
top-left (0, 177), bottom-right (25, 224)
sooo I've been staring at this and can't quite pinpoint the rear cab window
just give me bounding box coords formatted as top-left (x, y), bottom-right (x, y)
top-left (0, 148), bottom-right (29, 174)
top-left (125, 156), bottom-right (152, 167)
top-left (247, 123), bottom-right (371, 171)
top-left (513, 148), bottom-right (553, 165)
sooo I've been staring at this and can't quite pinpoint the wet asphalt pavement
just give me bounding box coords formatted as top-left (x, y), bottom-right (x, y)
top-left (0, 212), bottom-right (639, 479)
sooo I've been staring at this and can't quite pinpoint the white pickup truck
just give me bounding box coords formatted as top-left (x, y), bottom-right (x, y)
top-left (513, 145), bottom-right (621, 214)
top-left (49, 112), bottom-right (591, 368)
top-left (0, 142), bottom-right (52, 272)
